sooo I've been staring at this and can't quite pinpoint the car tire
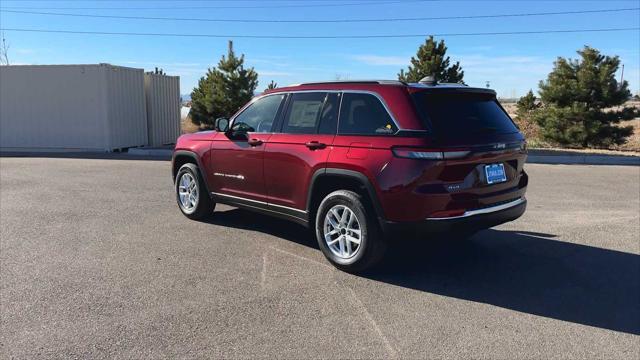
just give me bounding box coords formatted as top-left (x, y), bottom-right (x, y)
top-left (315, 190), bottom-right (387, 273)
top-left (175, 163), bottom-right (215, 220)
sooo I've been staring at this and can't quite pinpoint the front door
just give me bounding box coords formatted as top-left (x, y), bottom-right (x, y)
top-left (209, 93), bottom-right (286, 203)
top-left (264, 92), bottom-right (339, 211)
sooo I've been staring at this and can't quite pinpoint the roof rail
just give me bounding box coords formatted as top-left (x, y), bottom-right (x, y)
top-left (294, 80), bottom-right (407, 86)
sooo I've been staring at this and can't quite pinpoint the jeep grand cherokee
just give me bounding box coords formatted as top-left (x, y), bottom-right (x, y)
top-left (172, 79), bottom-right (528, 272)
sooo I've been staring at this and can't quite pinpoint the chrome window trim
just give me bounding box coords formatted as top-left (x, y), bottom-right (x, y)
top-left (230, 89), bottom-right (402, 135)
top-left (211, 192), bottom-right (307, 214)
top-left (280, 91), bottom-right (334, 135)
top-left (338, 90), bottom-right (401, 135)
top-left (426, 198), bottom-right (525, 221)
top-left (229, 92), bottom-right (287, 134)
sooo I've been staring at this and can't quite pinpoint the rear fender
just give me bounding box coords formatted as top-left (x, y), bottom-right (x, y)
top-left (307, 168), bottom-right (387, 230)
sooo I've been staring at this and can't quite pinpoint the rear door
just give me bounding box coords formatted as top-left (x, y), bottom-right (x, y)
top-left (328, 91), bottom-right (401, 178)
top-left (263, 92), bottom-right (339, 211)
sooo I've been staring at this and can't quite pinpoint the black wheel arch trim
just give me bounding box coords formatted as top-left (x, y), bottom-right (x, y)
top-left (307, 168), bottom-right (387, 228)
top-left (172, 150), bottom-right (213, 196)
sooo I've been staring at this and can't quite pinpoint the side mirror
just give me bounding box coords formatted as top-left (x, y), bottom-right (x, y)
top-left (215, 118), bottom-right (229, 132)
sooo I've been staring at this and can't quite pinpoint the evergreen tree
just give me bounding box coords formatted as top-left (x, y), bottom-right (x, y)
top-left (532, 46), bottom-right (635, 147)
top-left (514, 90), bottom-right (542, 139)
top-left (516, 90), bottom-right (540, 117)
top-left (266, 80), bottom-right (278, 91)
top-left (398, 36), bottom-right (464, 83)
top-left (190, 41), bottom-right (258, 127)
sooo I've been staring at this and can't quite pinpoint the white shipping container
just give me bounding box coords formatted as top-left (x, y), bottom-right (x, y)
top-left (144, 73), bottom-right (180, 146)
top-left (0, 64), bottom-right (148, 151)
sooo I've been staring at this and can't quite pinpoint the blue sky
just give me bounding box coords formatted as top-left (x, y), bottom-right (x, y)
top-left (1, 0), bottom-right (639, 98)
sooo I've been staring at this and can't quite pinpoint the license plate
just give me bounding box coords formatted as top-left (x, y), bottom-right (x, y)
top-left (485, 163), bottom-right (507, 184)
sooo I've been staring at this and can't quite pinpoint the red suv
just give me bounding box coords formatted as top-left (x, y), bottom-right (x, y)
top-left (172, 80), bottom-right (528, 272)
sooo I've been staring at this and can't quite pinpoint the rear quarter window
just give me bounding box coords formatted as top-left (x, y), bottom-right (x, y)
top-left (338, 93), bottom-right (397, 135)
top-left (412, 92), bottom-right (518, 137)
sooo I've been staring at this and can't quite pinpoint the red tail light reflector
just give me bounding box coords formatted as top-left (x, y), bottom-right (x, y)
top-left (429, 209), bottom-right (466, 218)
top-left (392, 147), bottom-right (470, 160)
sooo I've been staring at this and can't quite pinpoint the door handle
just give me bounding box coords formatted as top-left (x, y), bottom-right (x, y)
top-left (305, 141), bottom-right (326, 150)
top-left (247, 138), bottom-right (263, 147)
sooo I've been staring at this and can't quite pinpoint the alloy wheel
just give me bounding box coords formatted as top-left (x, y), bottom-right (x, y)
top-left (323, 205), bottom-right (362, 259)
top-left (178, 173), bottom-right (198, 212)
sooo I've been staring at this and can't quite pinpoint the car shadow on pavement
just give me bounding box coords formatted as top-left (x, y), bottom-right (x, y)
top-left (203, 208), bottom-right (639, 335)
top-left (373, 230), bottom-right (640, 336)
top-left (203, 208), bottom-right (320, 250)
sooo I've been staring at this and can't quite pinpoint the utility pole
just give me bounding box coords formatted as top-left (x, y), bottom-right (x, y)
top-left (0, 32), bottom-right (9, 65)
top-left (620, 64), bottom-right (624, 86)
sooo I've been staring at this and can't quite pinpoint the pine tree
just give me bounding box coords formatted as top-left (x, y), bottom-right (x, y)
top-left (516, 90), bottom-right (540, 116)
top-left (190, 41), bottom-right (258, 127)
top-left (398, 36), bottom-right (464, 83)
top-left (266, 80), bottom-right (278, 91)
top-left (514, 90), bottom-right (542, 139)
top-left (532, 46), bottom-right (635, 147)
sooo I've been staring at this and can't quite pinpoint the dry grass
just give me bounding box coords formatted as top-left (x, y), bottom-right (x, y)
top-left (614, 118), bottom-right (640, 152)
top-left (181, 114), bottom-right (201, 134)
top-left (502, 102), bottom-right (518, 118)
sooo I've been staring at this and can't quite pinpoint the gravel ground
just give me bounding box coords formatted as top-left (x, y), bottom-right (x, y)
top-left (1, 158), bottom-right (638, 358)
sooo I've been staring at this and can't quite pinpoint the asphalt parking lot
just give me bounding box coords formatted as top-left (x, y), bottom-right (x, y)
top-left (1, 157), bottom-right (638, 358)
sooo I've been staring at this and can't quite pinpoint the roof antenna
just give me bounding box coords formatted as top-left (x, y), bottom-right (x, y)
top-left (419, 74), bottom-right (437, 86)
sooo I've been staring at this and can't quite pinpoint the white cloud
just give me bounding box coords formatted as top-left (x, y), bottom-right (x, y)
top-left (350, 55), bottom-right (408, 66)
top-left (120, 61), bottom-right (203, 67)
top-left (250, 58), bottom-right (291, 68)
top-left (15, 48), bottom-right (36, 55)
top-left (449, 54), bottom-right (553, 97)
top-left (257, 70), bottom-right (293, 77)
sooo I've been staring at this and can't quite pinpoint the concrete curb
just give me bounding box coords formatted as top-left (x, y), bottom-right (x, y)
top-left (527, 150), bottom-right (640, 166)
top-left (0, 150), bottom-right (171, 161)
top-left (127, 147), bottom-right (173, 157)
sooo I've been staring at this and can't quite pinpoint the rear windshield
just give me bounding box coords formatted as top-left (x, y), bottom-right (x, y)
top-left (412, 92), bottom-right (518, 136)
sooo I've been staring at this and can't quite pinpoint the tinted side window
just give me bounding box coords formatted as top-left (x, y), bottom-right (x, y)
top-left (338, 93), bottom-right (397, 135)
top-left (232, 94), bottom-right (285, 133)
top-left (282, 92), bottom-right (326, 134)
top-left (318, 93), bottom-right (339, 135)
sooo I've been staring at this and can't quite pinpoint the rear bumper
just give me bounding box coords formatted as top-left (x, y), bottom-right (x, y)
top-left (382, 197), bottom-right (527, 234)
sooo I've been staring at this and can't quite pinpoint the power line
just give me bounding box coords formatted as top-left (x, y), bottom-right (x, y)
top-left (11, 0), bottom-right (628, 11)
top-left (1, 27), bottom-right (637, 39)
top-left (0, 0), bottom-right (416, 1)
top-left (0, 0), bottom-right (500, 1)
top-left (1, 0), bottom-right (410, 1)
top-left (2, 7), bottom-right (637, 23)
top-left (0, 0), bottom-right (425, 10)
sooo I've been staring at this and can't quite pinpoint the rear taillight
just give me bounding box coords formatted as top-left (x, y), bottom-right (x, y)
top-left (392, 147), bottom-right (470, 160)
